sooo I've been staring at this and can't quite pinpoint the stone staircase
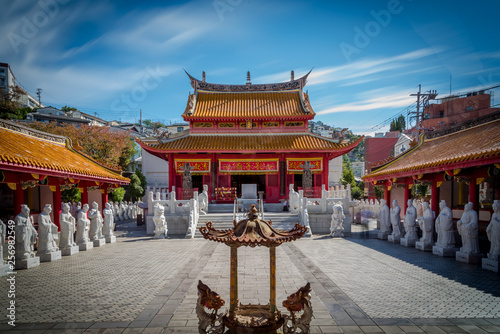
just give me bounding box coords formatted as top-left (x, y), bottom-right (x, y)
top-left (192, 211), bottom-right (301, 239)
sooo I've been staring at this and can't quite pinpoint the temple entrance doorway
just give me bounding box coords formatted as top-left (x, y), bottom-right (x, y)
top-left (192, 175), bottom-right (203, 192)
top-left (230, 174), bottom-right (265, 197)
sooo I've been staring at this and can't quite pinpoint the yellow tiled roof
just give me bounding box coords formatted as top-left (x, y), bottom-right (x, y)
top-left (140, 133), bottom-right (362, 153)
top-left (183, 90), bottom-right (314, 119)
top-left (364, 119), bottom-right (500, 179)
top-left (0, 125), bottom-right (129, 183)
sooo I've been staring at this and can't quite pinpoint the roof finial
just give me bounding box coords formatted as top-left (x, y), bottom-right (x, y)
top-left (202, 71), bottom-right (206, 82)
top-left (291, 70), bottom-right (294, 81)
top-left (246, 71), bottom-right (251, 85)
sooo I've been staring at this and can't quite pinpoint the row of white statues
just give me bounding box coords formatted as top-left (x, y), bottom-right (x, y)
top-left (69, 200), bottom-right (140, 222)
top-left (377, 198), bottom-right (500, 268)
top-left (6, 201), bottom-right (117, 270)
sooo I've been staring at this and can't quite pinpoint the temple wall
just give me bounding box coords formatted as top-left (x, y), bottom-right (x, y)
top-left (88, 189), bottom-right (102, 210)
top-left (142, 149), bottom-right (169, 187)
top-left (40, 185), bottom-right (54, 220)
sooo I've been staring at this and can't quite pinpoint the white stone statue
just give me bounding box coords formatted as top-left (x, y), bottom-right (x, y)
top-left (88, 201), bottom-right (104, 241)
top-left (486, 200), bottom-right (500, 261)
top-left (14, 205), bottom-right (38, 260)
top-left (132, 201), bottom-right (138, 219)
top-left (37, 204), bottom-right (59, 255)
top-left (418, 201), bottom-right (434, 244)
top-left (113, 202), bottom-right (119, 221)
top-left (378, 199), bottom-right (391, 239)
top-left (153, 203), bottom-right (167, 239)
top-left (0, 219), bottom-right (6, 265)
top-left (76, 204), bottom-right (91, 244)
top-left (127, 201), bottom-right (133, 220)
top-left (390, 200), bottom-right (402, 239)
top-left (199, 185), bottom-right (209, 215)
top-left (59, 202), bottom-right (77, 250)
top-left (289, 184), bottom-right (300, 215)
top-left (119, 201), bottom-right (125, 220)
top-left (457, 202), bottom-right (481, 255)
top-left (403, 199), bottom-right (418, 236)
top-left (330, 204), bottom-right (345, 237)
top-left (435, 200), bottom-right (455, 248)
top-left (103, 202), bottom-right (115, 238)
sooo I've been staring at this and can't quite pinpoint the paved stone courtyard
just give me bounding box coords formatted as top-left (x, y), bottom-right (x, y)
top-left (1, 220), bottom-right (500, 334)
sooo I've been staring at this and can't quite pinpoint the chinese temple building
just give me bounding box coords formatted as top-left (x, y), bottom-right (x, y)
top-left (363, 112), bottom-right (500, 238)
top-left (138, 71), bottom-right (362, 203)
top-left (0, 120), bottom-right (129, 227)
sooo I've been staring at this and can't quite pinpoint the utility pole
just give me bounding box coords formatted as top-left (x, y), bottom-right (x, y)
top-left (410, 85), bottom-right (438, 135)
top-left (411, 85), bottom-right (421, 134)
top-left (36, 88), bottom-right (42, 106)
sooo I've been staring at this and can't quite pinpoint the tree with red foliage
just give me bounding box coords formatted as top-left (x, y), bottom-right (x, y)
top-left (27, 122), bottom-right (137, 171)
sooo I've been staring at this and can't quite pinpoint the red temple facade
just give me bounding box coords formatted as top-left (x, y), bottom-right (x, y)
top-left (138, 71), bottom-right (362, 203)
top-left (363, 112), bottom-right (500, 237)
top-left (0, 120), bottom-right (129, 227)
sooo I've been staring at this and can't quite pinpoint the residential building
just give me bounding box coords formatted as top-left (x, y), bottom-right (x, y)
top-left (364, 131), bottom-right (400, 198)
top-left (0, 62), bottom-right (44, 109)
top-left (422, 91), bottom-right (500, 131)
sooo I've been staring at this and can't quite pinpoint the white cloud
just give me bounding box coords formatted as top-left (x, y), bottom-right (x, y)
top-left (317, 89), bottom-right (415, 114)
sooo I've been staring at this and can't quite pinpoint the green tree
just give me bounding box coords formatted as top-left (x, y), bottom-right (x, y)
top-left (0, 86), bottom-right (31, 120)
top-left (110, 187), bottom-right (126, 202)
top-left (411, 184), bottom-right (429, 199)
top-left (152, 121), bottom-right (164, 130)
top-left (135, 169), bottom-right (147, 189)
top-left (374, 186), bottom-right (384, 200)
top-left (128, 174), bottom-right (145, 201)
top-left (390, 115), bottom-right (406, 132)
top-left (142, 119), bottom-right (153, 127)
top-left (61, 187), bottom-right (81, 204)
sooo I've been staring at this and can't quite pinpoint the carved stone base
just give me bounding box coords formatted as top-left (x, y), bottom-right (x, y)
top-left (388, 235), bottom-right (401, 243)
top-left (79, 242), bottom-right (94, 251)
top-left (487, 253), bottom-right (500, 262)
top-left (415, 241), bottom-right (434, 251)
top-left (15, 257), bottom-right (40, 270)
top-left (456, 251), bottom-right (483, 264)
top-left (38, 250), bottom-right (62, 262)
top-left (400, 237), bottom-right (418, 247)
top-left (377, 231), bottom-right (390, 240)
top-left (0, 264), bottom-right (12, 277)
top-left (482, 258), bottom-right (499, 272)
top-left (105, 236), bottom-right (116, 243)
top-left (62, 246), bottom-right (79, 256)
top-left (93, 238), bottom-right (106, 247)
top-left (432, 246), bottom-right (459, 257)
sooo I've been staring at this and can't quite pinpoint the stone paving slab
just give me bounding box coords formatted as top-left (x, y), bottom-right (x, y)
top-left (1, 220), bottom-right (500, 333)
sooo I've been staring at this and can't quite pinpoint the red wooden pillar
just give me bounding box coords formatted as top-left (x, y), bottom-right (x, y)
top-left (53, 185), bottom-right (62, 230)
top-left (469, 176), bottom-right (477, 210)
top-left (101, 187), bottom-right (109, 207)
top-left (384, 180), bottom-right (391, 203)
top-left (81, 182), bottom-right (89, 205)
top-left (403, 180), bottom-right (411, 214)
top-left (168, 153), bottom-right (174, 192)
top-left (430, 180), bottom-right (438, 216)
top-left (322, 156), bottom-right (328, 190)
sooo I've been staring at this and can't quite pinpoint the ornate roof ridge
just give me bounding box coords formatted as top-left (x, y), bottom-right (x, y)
top-left (185, 70), bottom-right (311, 92)
top-left (0, 119), bottom-right (67, 144)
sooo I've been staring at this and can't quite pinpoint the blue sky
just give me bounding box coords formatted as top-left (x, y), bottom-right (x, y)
top-left (1, 0), bottom-right (499, 135)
